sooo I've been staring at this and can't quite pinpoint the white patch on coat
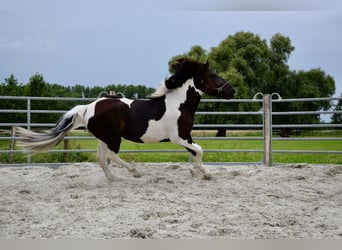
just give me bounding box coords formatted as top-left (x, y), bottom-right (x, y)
top-left (83, 97), bottom-right (134, 125)
top-left (148, 80), bottom-right (169, 97)
top-left (120, 97), bottom-right (134, 107)
top-left (140, 79), bottom-right (202, 143)
top-left (83, 98), bottom-right (102, 124)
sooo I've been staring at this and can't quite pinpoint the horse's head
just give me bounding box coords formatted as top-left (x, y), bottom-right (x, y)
top-left (166, 58), bottom-right (235, 99)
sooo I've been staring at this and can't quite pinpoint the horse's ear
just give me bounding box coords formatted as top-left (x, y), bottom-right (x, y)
top-left (205, 60), bottom-right (210, 68)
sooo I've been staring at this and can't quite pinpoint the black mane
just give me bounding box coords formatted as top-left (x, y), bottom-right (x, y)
top-left (165, 58), bottom-right (209, 90)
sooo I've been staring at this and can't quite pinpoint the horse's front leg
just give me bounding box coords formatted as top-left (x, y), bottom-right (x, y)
top-left (173, 138), bottom-right (212, 180)
top-left (187, 143), bottom-right (212, 180)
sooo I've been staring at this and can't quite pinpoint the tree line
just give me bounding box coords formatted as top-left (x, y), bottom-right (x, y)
top-left (1, 31), bottom-right (341, 135)
top-left (169, 31), bottom-right (340, 135)
top-left (0, 73), bottom-right (155, 124)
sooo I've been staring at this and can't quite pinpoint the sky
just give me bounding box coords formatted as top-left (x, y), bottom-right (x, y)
top-left (1, 0), bottom-right (342, 98)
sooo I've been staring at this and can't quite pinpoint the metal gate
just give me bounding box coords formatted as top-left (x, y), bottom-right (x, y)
top-left (0, 95), bottom-right (341, 167)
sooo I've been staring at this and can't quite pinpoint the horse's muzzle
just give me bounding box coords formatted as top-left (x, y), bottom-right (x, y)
top-left (218, 82), bottom-right (235, 99)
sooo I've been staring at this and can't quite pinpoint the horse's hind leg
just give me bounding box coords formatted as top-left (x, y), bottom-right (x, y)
top-left (97, 140), bottom-right (115, 182)
top-left (97, 135), bottom-right (142, 178)
top-left (107, 151), bottom-right (142, 178)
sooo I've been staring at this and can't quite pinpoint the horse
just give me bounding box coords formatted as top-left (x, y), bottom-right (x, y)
top-left (14, 58), bottom-right (235, 182)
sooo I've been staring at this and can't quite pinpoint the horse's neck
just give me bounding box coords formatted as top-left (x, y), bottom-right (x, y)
top-left (165, 79), bottom-right (202, 114)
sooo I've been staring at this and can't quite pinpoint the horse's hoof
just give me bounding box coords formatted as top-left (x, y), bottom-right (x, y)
top-left (190, 168), bottom-right (197, 177)
top-left (133, 171), bottom-right (142, 178)
top-left (105, 175), bottom-right (115, 183)
top-left (203, 173), bottom-right (212, 180)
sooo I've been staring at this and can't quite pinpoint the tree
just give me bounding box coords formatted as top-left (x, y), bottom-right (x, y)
top-left (0, 74), bottom-right (26, 124)
top-left (261, 33), bottom-right (294, 94)
top-left (272, 69), bottom-right (335, 136)
top-left (25, 73), bottom-right (49, 123)
top-left (26, 73), bottom-right (47, 97)
top-left (209, 32), bottom-right (271, 94)
top-left (332, 93), bottom-right (342, 124)
top-left (169, 31), bottom-right (336, 136)
top-left (46, 83), bottom-right (70, 97)
top-left (2, 74), bottom-right (24, 96)
top-left (170, 32), bottom-right (268, 134)
top-left (104, 84), bottom-right (154, 99)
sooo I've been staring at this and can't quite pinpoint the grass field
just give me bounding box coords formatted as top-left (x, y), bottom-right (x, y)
top-left (1, 130), bottom-right (341, 165)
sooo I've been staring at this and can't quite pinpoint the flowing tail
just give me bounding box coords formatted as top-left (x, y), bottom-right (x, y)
top-left (15, 105), bottom-right (87, 153)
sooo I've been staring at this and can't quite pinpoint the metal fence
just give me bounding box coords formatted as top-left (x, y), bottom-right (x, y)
top-left (0, 95), bottom-right (341, 167)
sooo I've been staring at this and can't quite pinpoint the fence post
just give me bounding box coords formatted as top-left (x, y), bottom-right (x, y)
top-left (64, 136), bottom-right (70, 162)
top-left (27, 98), bottom-right (31, 164)
top-left (27, 98), bottom-right (31, 129)
top-left (9, 126), bottom-right (15, 163)
top-left (263, 94), bottom-right (272, 166)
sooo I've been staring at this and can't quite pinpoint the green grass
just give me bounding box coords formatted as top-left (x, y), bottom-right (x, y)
top-left (1, 131), bottom-right (342, 165)
top-left (271, 139), bottom-right (342, 164)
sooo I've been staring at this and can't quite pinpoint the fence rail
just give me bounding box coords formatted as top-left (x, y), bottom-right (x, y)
top-left (0, 95), bottom-right (341, 167)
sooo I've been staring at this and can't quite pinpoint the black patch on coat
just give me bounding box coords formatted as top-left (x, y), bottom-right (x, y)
top-left (87, 98), bottom-right (129, 153)
top-left (186, 147), bottom-right (197, 156)
top-left (177, 86), bottom-right (201, 141)
top-left (160, 138), bottom-right (170, 142)
top-left (124, 97), bottom-right (167, 142)
top-left (177, 86), bottom-right (202, 156)
top-left (88, 97), bottom-right (168, 150)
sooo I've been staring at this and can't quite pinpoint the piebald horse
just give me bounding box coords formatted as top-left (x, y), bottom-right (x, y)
top-left (15, 58), bottom-right (235, 181)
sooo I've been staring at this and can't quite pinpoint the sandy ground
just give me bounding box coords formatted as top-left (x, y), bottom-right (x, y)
top-left (0, 162), bottom-right (341, 239)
